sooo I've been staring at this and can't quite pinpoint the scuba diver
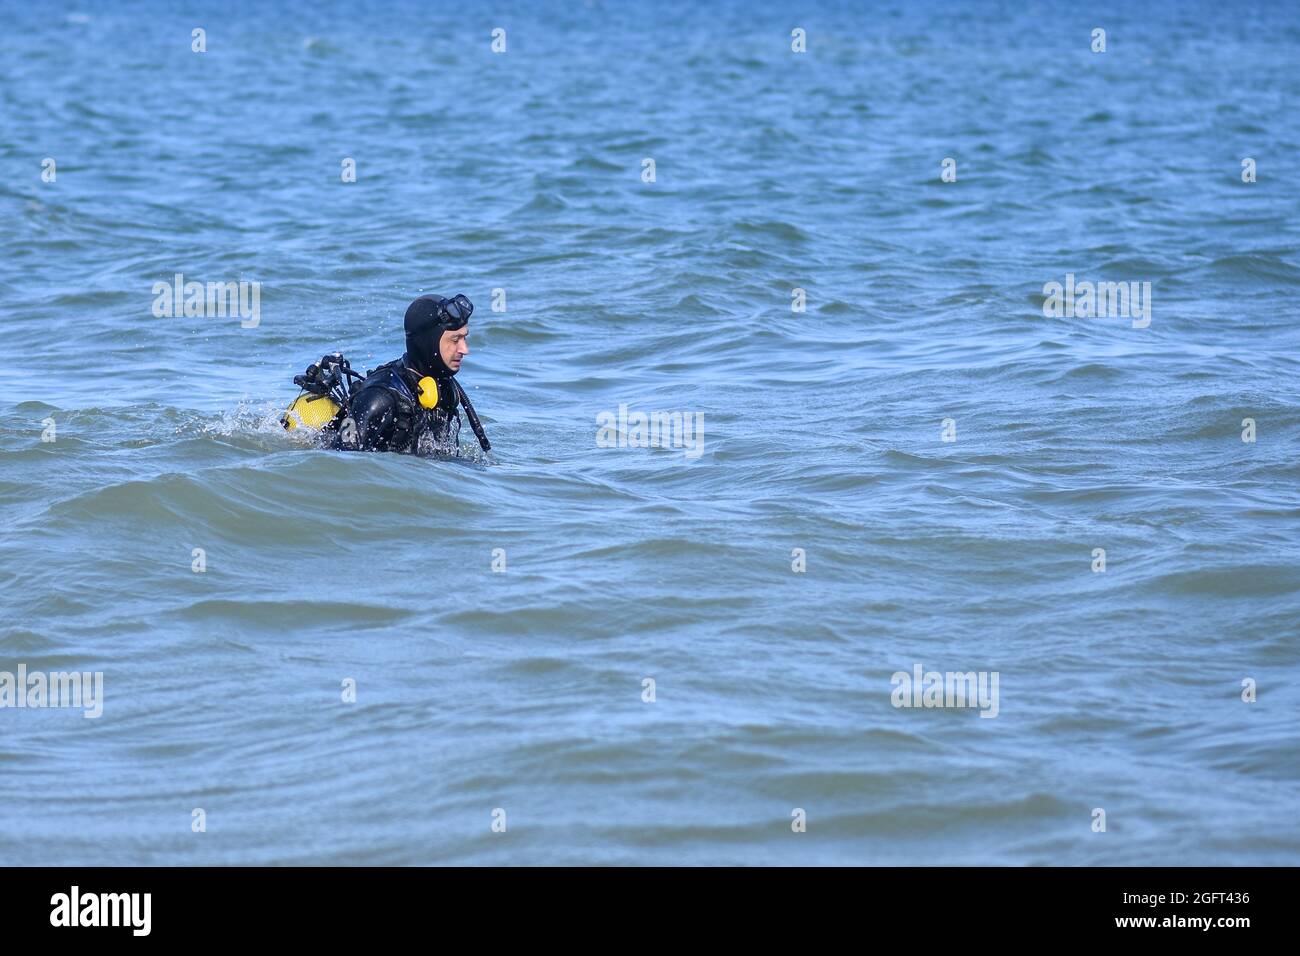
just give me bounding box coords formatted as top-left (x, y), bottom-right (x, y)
top-left (281, 293), bottom-right (490, 456)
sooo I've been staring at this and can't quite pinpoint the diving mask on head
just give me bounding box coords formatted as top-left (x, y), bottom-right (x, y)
top-left (438, 294), bottom-right (473, 329)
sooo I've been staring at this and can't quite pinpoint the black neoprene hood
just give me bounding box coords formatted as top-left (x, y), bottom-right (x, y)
top-left (404, 294), bottom-right (469, 377)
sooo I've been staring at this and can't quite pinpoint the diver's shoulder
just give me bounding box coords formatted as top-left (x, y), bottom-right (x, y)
top-left (359, 359), bottom-right (410, 389)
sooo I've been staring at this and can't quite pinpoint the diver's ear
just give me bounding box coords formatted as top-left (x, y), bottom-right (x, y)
top-left (416, 376), bottom-right (440, 409)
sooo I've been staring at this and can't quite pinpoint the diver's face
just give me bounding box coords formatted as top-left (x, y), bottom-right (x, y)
top-left (440, 327), bottom-right (469, 372)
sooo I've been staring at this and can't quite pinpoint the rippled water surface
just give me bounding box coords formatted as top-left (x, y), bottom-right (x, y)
top-left (2, 0), bottom-right (1299, 865)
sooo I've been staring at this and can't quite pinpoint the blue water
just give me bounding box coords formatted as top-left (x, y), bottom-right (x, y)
top-left (2, 0), bottom-right (1299, 865)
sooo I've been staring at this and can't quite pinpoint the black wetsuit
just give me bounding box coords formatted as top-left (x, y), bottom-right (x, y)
top-left (333, 354), bottom-right (461, 455)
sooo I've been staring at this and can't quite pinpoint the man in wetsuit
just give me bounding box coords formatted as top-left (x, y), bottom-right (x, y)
top-left (335, 293), bottom-right (478, 455)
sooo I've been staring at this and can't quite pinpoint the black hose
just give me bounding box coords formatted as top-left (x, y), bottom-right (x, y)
top-left (453, 380), bottom-right (491, 452)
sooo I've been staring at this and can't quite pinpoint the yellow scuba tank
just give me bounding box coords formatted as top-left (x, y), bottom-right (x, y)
top-left (283, 353), bottom-right (360, 431)
top-left (281, 393), bottom-right (341, 430)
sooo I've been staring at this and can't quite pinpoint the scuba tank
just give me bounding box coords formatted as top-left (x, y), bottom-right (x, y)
top-left (281, 353), bottom-right (363, 432)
